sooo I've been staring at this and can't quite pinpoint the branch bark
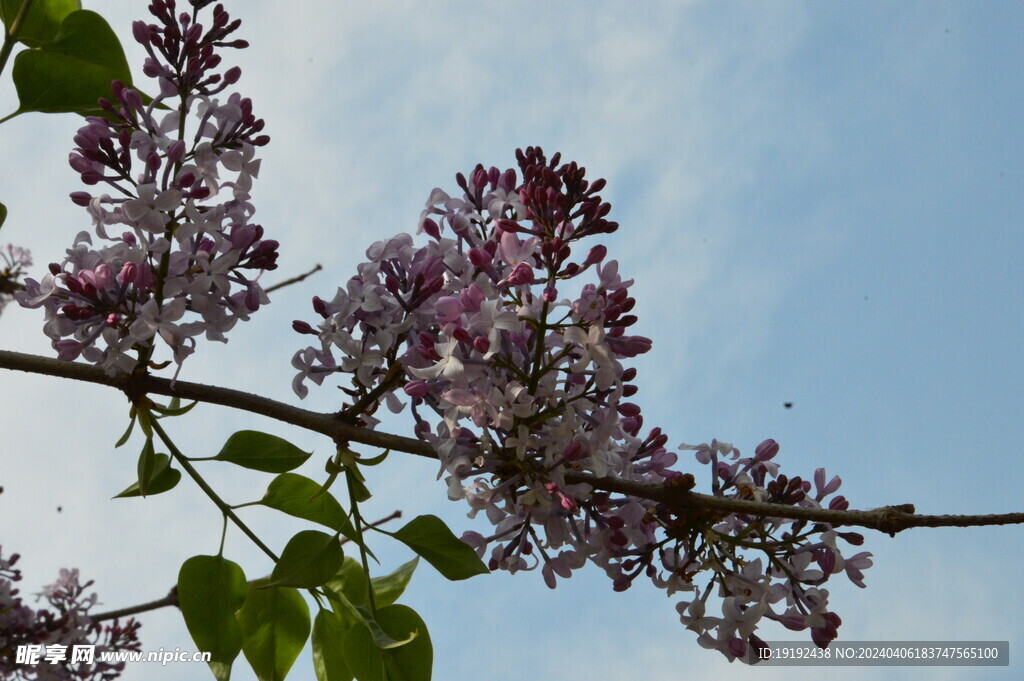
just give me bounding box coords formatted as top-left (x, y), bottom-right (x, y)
top-left (3, 349), bottom-right (1023, 535)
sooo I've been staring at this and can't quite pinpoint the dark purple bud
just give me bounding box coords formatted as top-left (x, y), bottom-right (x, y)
top-left (48, 263), bottom-right (62, 275)
top-left (69, 192), bottom-right (92, 206)
top-left (617, 402), bottom-right (641, 418)
top-left (312, 296), bottom-right (328, 317)
top-left (421, 218), bottom-right (440, 239)
top-left (495, 218), bottom-right (520, 234)
top-left (468, 248), bottom-right (491, 269)
top-left (224, 66), bottom-right (242, 84)
top-left (828, 495), bottom-right (849, 511)
top-left (542, 285), bottom-right (557, 302)
top-left (472, 337), bottom-right (490, 354)
top-left (837, 531), bottom-right (864, 546)
top-left (292, 320), bottom-right (316, 334)
top-left (563, 442), bottom-right (584, 461)
top-left (146, 151), bottom-right (162, 172)
top-left (621, 367), bottom-right (637, 381)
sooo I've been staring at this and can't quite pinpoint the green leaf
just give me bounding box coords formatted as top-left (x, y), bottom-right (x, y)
top-left (136, 437), bottom-right (158, 497)
top-left (259, 473), bottom-right (365, 553)
top-left (114, 453), bottom-right (180, 498)
top-left (177, 555), bottom-right (247, 681)
top-left (321, 560), bottom-right (418, 650)
top-left (215, 431), bottom-right (312, 473)
top-left (391, 515), bottom-right (488, 581)
top-left (113, 412), bottom-right (136, 448)
top-left (151, 398), bottom-right (198, 417)
top-left (8, 10), bottom-right (132, 119)
top-left (326, 558), bottom-right (418, 611)
top-left (238, 581), bottom-right (310, 681)
top-left (371, 558), bottom-right (418, 608)
top-left (1, 0), bottom-right (79, 48)
top-left (260, 473), bottom-right (349, 530)
top-left (312, 609), bottom-right (354, 681)
top-left (0, 202), bottom-right (7, 230)
top-left (342, 605), bottom-right (432, 681)
top-left (267, 530), bottom-right (344, 589)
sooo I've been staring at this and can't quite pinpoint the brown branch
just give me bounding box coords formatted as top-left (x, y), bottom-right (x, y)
top-left (264, 263), bottom-right (323, 294)
top-left (88, 510), bottom-right (403, 623)
top-left (3, 349), bottom-right (1023, 535)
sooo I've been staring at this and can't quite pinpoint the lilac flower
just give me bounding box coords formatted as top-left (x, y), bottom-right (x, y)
top-left (291, 148), bottom-right (870, 663)
top-left (18, 1), bottom-right (276, 378)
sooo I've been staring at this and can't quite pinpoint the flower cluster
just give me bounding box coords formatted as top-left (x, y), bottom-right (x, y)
top-left (292, 147), bottom-right (873, 662)
top-left (0, 245), bottom-right (32, 317)
top-left (17, 0), bottom-right (276, 377)
top-left (1, 500), bottom-right (140, 680)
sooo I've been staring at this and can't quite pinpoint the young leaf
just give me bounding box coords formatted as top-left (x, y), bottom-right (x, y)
top-left (114, 453), bottom-right (180, 498)
top-left (342, 605), bottom-right (432, 681)
top-left (8, 10), bottom-right (132, 119)
top-left (150, 398), bottom-right (198, 417)
top-left (392, 515), bottom-right (489, 581)
top-left (238, 580), bottom-right (310, 681)
top-left (113, 412), bottom-right (136, 448)
top-left (324, 557), bottom-right (418, 628)
top-left (177, 555), bottom-right (247, 681)
top-left (136, 437), bottom-right (158, 497)
top-left (267, 530), bottom-right (344, 589)
top-left (214, 430), bottom-right (312, 473)
top-left (322, 587), bottom-right (416, 651)
top-left (371, 558), bottom-right (419, 608)
top-left (312, 609), bottom-right (354, 681)
top-left (0, 0), bottom-right (80, 48)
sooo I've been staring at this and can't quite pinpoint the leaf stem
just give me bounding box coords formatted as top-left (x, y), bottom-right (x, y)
top-left (0, 0), bottom-right (33, 79)
top-left (149, 418), bottom-right (279, 562)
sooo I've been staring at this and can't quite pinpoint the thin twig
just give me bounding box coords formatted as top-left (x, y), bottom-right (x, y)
top-left (89, 510), bottom-right (403, 623)
top-left (264, 263), bottom-right (323, 294)
top-left (2, 349), bottom-right (1023, 534)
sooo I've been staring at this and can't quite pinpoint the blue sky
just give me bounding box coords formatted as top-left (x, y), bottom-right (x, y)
top-left (1, 1), bottom-right (1021, 680)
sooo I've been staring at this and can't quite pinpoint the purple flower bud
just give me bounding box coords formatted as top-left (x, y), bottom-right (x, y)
top-left (421, 218), bottom-right (440, 239)
top-left (472, 337), bottom-right (490, 354)
top-left (838, 531), bottom-right (865, 546)
top-left (69, 192), bottom-right (91, 206)
top-left (584, 244), bottom-right (607, 266)
top-left (434, 296), bottom-right (463, 324)
top-left (166, 140), bottom-right (186, 164)
top-left (505, 262), bottom-right (533, 286)
top-left (617, 402), bottom-right (641, 418)
top-left (132, 20), bottom-right (150, 45)
top-left (755, 439), bottom-right (780, 461)
top-left (542, 285), bottom-right (557, 302)
top-left (312, 296), bottom-right (328, 317)
top-left (828, 495), bottom-right (849, 511)
top-left (122, 88), bottom-right (144, 111)
top-left (292, 320), bottom-right (315, 334)
top-left (563, 442), bottom-right (584, 461)
top-left (403, 381), bottom-right (432, 399)
top-left (224, 66), bottom-right (242, 84)
top-left (468, 248), bottom-right (491, 269)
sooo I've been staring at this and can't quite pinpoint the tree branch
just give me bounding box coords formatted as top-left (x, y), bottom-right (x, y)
top-left (264, 263), bottom-right (323, 294)
top-left (3, 349), bottom-right (1023, 535)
